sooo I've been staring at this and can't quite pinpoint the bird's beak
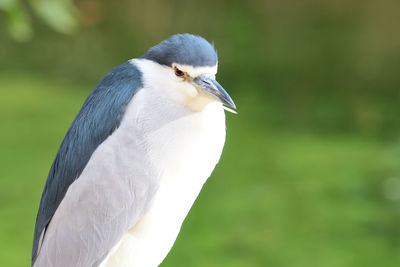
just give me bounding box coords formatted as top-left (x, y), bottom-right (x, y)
top-left (193, 74), bottom-right (236, 109)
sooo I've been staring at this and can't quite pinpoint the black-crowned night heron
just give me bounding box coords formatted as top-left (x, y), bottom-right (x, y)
top-left (32, 33), bottom-right (236, 267)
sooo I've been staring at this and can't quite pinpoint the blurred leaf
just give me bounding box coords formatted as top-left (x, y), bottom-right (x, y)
top-left (0, 0), bottom-right (78, 41)
top-left (0, 0), bottom-right (17, 10)
top-left (4, 4), bottom-right (33, 42)
top-left (29, 0), bottom-right (78, 34)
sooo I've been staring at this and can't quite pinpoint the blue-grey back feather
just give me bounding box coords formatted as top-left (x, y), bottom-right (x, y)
top-left (32, 61), bottom-right (142, 265)
top-left (142, 34), bottom-right (218, 67)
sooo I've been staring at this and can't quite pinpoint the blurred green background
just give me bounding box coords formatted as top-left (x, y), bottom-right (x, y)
top-left (1, 0), bottom-right (400, 266)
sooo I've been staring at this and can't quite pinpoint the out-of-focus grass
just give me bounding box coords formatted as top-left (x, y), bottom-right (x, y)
top-left (0, 74), bottom-right (88, 266)
top-left (0, 74), bottom-right (399, 266)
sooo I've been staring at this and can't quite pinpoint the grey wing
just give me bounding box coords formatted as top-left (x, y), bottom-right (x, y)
top-left (32, 61), bottom-right (144, 266)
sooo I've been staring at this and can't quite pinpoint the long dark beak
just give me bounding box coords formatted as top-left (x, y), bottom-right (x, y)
top-left (193, 74), bottom-right (236, 109)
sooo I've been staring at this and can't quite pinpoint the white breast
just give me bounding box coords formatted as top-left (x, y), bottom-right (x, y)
top-left (101, 60), bottom-right (226, 266)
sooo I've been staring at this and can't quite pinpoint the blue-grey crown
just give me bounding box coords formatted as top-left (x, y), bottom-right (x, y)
top-left (142, 34), bottom-right (218, 67)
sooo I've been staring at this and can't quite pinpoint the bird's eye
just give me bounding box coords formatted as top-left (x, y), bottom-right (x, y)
top-left (174, 67), bottom-right (184, 77)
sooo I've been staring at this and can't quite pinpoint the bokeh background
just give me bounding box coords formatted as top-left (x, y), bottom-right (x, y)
top-left (1, 0), bottom-right (400, 266)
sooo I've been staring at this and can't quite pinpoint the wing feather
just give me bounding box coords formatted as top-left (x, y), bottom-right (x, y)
top-left (32, 61), bottom-right (143, 265)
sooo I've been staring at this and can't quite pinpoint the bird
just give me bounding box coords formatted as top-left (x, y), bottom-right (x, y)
top-left (32, 33), bottom-right (236, 267)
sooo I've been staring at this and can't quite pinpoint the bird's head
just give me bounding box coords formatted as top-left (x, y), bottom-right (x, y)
top-left (140, 34), bottom-right (236, 112)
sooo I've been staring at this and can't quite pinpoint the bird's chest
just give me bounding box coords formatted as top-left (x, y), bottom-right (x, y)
top-left (121, 89), bottom-right (226, 194)
top-left (105, 96), bottom-right (226, 265)
top-left (129, 98), bottom-right (226, 217)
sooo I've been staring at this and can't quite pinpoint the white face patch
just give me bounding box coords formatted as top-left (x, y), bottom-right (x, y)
top-left (172, 63), bottom-right (218, 78)
top-left (131, 59), bottom-right (222, 112)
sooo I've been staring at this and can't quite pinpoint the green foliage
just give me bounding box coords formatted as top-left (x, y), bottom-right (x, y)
top-left (29, 0), bottom-right (78, 34)
top-left (0, 0), bottom-right (77, 41)
top-left (0, 0), bottom-right (32, 41)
